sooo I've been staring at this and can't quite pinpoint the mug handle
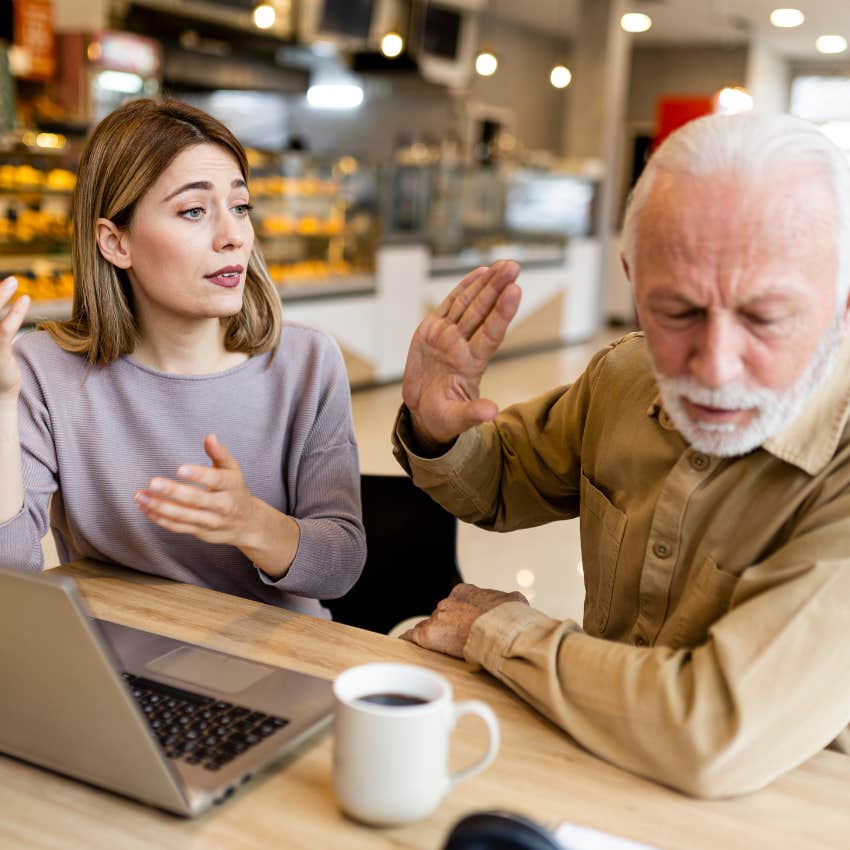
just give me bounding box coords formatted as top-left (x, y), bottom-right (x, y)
top-left (449, 700), bottom-right (500, 787)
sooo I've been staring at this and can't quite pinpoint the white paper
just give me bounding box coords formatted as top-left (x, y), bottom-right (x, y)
top-left (555, 821), bottom-right (661, 850)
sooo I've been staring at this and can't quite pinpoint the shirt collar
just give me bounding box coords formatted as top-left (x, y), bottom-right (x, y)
top-left (646, 332), bottom-right (850, 476)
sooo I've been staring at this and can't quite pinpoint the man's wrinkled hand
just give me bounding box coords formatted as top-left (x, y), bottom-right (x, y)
top-left (401, 260), bottom-right (521, 449)
top-left (401, 583), bottom-right (529, 658)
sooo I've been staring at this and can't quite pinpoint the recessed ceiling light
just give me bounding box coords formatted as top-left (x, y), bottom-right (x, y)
top-left (550, 65), bottom-right (572, 89)
top-left (716, 86), bottom-right (754, 115)
top-left (380, 32), bottom-right (404, 58)
top-left (475, 51), bottom-right (498, 77)
top-left (306, 83), bottom-right (364, 109)
top-left (620, 13), bottom-right (652, 34)
top-left (253, 3), bottom-right (275, 30)
top-left (816, 35), bottom-right (848, 55)
top-left (769, 8), bottom-right (805, 28)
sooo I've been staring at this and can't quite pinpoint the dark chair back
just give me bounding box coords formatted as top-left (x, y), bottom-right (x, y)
top-left (324, 474), bottom-right (462, 634)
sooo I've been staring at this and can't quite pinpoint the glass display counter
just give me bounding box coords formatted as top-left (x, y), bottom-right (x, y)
top-left (382, 161), bottom-right (598, 273)
top-left (0, 134), bottom-right (77, 314)
top-left (407, 163), bottom-right (602, 353)
top-left (2, 140), bottom-right (603, 385)
top-left (249, 151), bottom-right (380, 300)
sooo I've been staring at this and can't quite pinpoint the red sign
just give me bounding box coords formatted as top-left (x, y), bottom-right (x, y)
top-left (654, 96), bottom-right (714, 151)
top-left (14, 0), bottom-right (55, 81)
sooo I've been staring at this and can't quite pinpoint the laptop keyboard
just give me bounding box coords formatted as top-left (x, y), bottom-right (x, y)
top-left (123, 673), bottom-right (289, 771)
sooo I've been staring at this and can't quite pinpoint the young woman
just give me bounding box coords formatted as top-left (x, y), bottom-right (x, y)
top-left (0, 98), bottom-right (365, 617)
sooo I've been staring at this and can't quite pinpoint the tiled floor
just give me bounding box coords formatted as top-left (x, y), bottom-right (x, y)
top-left (351, 327), bottom-right (631, 623)
top-left (41, 327), bottom-right (630, 624)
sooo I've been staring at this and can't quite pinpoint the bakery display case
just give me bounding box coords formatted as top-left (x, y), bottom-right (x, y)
top-left (418, 163), bottom-right (603, 354)
top-left (4, 143), bottom-right (383, 326)
top-left (1, 138), bottom-right (602, 385)
top-left (250, 151), bottom-right (380, 300)
top-left (0, 133), bottom-right (77, 316)
top-left (418, 163), bottom-right (598, 273)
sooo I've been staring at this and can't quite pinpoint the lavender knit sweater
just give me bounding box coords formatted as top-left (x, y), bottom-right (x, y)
top-left (1, 323), bottom-right (366, 618)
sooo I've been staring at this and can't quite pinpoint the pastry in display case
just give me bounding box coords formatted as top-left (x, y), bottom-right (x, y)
top-left (0, 132), bottom-right (78, 318)
top-left (250, 151), bottom-right (379, 299)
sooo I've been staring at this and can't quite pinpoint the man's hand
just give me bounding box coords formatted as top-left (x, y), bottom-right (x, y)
top-left (401, 583), bottom-right (529, 658)
top-left (402, 260), bottom-right (521, 451)
top-left (135, 434), bottom-right (259, 547)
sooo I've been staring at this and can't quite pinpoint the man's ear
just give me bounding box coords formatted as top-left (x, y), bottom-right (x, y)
top-left (95, 218), bottom-right (132, 269)
top-left (620, 252), bottom-right (632, 284)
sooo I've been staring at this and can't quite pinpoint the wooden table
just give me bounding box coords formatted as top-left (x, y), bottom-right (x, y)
top-left (2, 560), bottom-right (849, 850)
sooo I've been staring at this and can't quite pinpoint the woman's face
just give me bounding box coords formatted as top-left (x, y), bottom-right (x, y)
top-left (117, 143), bottom-right (255, 329)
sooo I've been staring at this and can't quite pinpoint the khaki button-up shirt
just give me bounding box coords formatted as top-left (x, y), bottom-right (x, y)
top-left (392, 332), bottom-right (850, 798)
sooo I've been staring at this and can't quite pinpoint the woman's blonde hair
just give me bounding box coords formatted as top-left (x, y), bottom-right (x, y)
top-left (42, 98), bottom-right (282, 365)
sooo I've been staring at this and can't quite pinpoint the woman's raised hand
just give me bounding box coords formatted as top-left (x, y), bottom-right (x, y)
top-left (401, 260), bottom-right (521, 450)
top-left (0, 278), bottom-right (31, 399)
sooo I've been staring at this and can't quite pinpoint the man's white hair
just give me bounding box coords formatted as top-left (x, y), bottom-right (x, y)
top-left (621, 112), bottom-right (850, 304)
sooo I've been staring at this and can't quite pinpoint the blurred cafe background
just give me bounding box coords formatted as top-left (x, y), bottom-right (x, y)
top-left (1, 0), bottom-right (849, 386)
top-left (4, 0), bottom-right (850, 613)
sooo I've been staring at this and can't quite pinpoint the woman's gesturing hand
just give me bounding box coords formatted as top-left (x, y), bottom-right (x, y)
top-left (135, 434), bottom-right (261, 548)
top-left (0, 277), bottom-right (31, 400)
top-left (401, 260), bottom-right (521, 451)
top-left (135, 434), bottom-right (300, 578)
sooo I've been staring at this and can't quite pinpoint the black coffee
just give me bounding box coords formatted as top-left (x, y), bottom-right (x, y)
top-left (357, 692), bottom-right (429, 707)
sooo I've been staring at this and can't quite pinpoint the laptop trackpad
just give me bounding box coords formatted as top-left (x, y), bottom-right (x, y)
top-left (145, 646), bottom-right (273, 694)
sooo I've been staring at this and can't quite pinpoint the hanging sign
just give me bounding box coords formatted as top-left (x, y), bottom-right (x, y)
top-left (13, 0), bottom-right (55, 81)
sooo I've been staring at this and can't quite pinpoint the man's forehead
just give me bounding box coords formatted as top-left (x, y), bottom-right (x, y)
top-left (642, 161), bottom-right (835, 219)
top-left (632, 164), bottom-right (839, 303)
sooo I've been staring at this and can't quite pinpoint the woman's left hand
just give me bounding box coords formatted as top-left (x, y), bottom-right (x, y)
top-left (135, 434), bottom-right (258, 548)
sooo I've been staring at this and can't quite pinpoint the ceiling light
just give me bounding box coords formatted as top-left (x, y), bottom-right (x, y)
top-left (253, 3), bottom-right (276, 30)
top-left (381, 31), bottom-right (404, 58)
top-left (716, 86), bottom-right (754, 115)
top-left (816, 35), bottom-right (848, 55)
top-left (95, 70), bottom-right (144, 94)
top-left (306, 83), bottom-right (364, 110)
top-left (769, 8), bottom-right (805, 28)
top-left (35, 132), bottom-right (66, 150)
top-left (620, 13), bottom-right (652, 33)
top-left (475, 51), bottom-right (498, 77)
top-left (550, 65), bottom-right (572, 89)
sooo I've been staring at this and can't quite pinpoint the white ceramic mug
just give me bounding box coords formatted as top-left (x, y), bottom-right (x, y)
top-left (332, 662), bottom-right (500, 825)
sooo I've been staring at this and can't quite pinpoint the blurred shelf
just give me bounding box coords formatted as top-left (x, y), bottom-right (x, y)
top-left (277, 274), bottom-right (375, 302)
top-left (429, 242), bottom-right (566, 275)
top-left (22, 298), bottom-right (73, 324)
top-left (0, 187), bottom-right (74, 196)
top-left (0, 252), bottom-right (71, 268)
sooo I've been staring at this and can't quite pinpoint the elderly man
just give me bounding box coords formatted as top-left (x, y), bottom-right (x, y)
top-left (392, 112), bottom-right (850, 798)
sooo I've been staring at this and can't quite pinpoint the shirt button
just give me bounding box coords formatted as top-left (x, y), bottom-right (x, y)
top-left (652, 540), bottom-right (672, 559)
top-left (689, 451), bottom-right (710, 471)
top-left (633, 635), bottom-right (647, 647)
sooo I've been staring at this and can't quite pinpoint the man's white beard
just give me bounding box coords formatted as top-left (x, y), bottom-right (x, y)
top-left (653, 316), bottom-right (845, 457)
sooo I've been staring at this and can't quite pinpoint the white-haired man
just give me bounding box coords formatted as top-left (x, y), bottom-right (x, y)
top-left (393, 112), bottom-right (850, 798)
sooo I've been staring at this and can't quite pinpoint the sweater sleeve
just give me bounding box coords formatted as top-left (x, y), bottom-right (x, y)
top-left (0, 352), bottom-right (58, 571)
top-left (258, 337), bottom-right (366, 599)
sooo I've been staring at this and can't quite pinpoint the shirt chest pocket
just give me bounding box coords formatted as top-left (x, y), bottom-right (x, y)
top-left (579, 474), bottom-right (627, 636)
top-left (667, 555), bottom-right (739, 648)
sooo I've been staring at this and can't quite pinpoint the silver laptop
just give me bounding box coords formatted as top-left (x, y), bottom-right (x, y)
top-left (0, 566), bottom-right (334, 817)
